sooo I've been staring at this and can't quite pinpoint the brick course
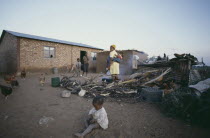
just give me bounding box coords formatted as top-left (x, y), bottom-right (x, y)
top-left (19, 38), bottom-right (102, 71)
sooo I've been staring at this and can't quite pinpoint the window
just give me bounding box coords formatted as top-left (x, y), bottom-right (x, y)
top-left (91, 52), bottom-right (97, 60)
top-left (44, 46), bottom-right (55, 58)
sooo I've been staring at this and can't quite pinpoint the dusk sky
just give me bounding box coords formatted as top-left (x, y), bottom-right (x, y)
top-left (0, 0), bottom-right (209, 65)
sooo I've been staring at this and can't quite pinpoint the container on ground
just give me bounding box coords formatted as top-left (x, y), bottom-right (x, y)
top-left (52, 68), bottom-right (58, 74)
top-left (51, 77), bottom-right (60, 87)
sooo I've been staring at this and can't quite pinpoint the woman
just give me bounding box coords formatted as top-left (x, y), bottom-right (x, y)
top-left (109, 45), bottom-right (120, 81)
top-left (83, 52), bottom-right (89, 76)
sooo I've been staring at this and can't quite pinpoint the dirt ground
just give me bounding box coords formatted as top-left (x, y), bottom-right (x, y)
top-left (0, 73), bottom-right (210, 138)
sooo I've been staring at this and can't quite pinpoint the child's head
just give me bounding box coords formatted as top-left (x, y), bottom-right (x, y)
top-left (92, 96), bottom-right (104, 110)
top-left (77, 58), bottom-right (80, 61)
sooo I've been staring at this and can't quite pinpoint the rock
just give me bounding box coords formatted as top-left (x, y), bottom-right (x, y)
top-left (61, 90), bottom-right (71, 98)
top-left (39, 116), bottom-right (54, 126)
top-left (78, 89), bottom-right (86, 97)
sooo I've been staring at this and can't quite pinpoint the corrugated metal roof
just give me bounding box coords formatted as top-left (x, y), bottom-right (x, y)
top-left (4, 30), bottom-right (103, 50)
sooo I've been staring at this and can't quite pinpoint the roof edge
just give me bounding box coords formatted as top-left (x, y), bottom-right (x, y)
top-left (0, 30), bottom-right (6, 44)
top-left (4, 30), bottom-right (103, 50)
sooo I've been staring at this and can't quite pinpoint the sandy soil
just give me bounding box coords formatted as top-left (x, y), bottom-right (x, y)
top-left (0, 73), bottom-right (210, 138)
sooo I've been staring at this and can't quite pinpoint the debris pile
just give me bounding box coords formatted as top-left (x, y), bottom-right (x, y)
top-left (60, 67), bottom-right (174, 103)
top-left (189, 66), bottom-right (210, 85)
top-left (59, 54), bottom-right (202, 102)
top-left (59, 53), bottom-right (197, 102)
top-left (170, 53), bottom-right (198, 65)
top-left (60, 76), bottom-right (81, 94)
top-left (161, 87), bottom-right (210, 128)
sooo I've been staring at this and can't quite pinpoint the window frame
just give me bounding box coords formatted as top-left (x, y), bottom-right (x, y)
top-left (44, 46), bottom-right (55, 58)
top-left (91, 52), bottom-right (97, 60)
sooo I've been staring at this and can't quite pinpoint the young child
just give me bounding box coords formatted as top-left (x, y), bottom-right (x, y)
top-left (75, 96), bottom-right (108, 138)
top-left (76, 58), bottom-right (82, 77)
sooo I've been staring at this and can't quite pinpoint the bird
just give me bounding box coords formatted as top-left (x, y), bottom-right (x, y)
top-left (0, 84), bottom-right (13, 100)
top-left (4, 75), bottom-right (12, 84)
top-left (10, 75), bottom-right (19, 88)
top-left (39, 74), bottom-right (45, 86)
top-left (21, 68), bottom-right (26, 79)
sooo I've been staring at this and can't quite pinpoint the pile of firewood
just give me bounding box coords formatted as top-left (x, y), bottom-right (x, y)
top-left (60, 67), bottom-right (176, 103)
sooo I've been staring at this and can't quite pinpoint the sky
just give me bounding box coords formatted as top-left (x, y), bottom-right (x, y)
top-left (0, 0), bottom-right (210, 65)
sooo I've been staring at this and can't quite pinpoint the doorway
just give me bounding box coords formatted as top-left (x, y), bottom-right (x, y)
top-left (80, 51), bottom-right (86, 64)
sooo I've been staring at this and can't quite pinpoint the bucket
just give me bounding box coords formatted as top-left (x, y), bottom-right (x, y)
top-left (51, 77), bottom-right (60, 87)
top-left (52, 68), bottom-right (58, 74)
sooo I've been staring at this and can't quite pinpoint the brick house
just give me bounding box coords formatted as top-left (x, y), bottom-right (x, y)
top-left (0, 30), bottom-right (103, 73)
top-left (96, 50), bottom-right (148, 75)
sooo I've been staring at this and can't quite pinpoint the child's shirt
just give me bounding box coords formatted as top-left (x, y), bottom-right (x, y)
top-left (76, 62), bottom-right (81, 69)
top-left (89, 107), bottom-right (108, 129)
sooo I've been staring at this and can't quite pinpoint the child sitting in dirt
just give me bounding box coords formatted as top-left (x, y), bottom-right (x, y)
top-left (75, 96), bottom-right (108, 138)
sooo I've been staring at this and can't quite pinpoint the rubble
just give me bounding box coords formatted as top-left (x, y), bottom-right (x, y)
top-left (189, 78), bottom-right (210, 93)
top-left (142, 68), bottom-right (171, 86)
top-left (59, 54), bottom-right (200, 100)
top-left (59, 67), bottom-right (174, 103)
top-left (161, 87), bottom-right (210, 128)
top-left (78, 89), bottom-right (86, 97)
top-left (140, 87), bottom-right (163, 102)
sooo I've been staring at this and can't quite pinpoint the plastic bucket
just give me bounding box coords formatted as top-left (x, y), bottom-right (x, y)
top-left (51, 77), bottom-right (60, 87)
top-left (52, 68), bottom-right (58, 74)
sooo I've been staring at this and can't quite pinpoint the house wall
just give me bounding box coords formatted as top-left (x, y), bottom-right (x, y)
top-left (0, 32), bottom-right (18, 73)
top-left (133, 51), bottom-right (148, 62)
top-left (19, 38), bottom-right (102, 72)
top-left (96, 50), bottom-right (148, 75)
top-left (120, 50), bottom-right (134, 75)
top-left (96, 52), bottom-right (109, 73)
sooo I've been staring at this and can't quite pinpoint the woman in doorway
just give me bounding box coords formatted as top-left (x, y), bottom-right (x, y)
top-left (109, 45), bottom-right (120, 81)
top-left (83, 52), bottom-right (89, 76)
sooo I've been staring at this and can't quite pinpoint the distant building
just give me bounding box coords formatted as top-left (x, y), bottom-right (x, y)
top-left (0, 30), bottom-right (103, 73)
top-left (96, 50), bottom-right (148, 75)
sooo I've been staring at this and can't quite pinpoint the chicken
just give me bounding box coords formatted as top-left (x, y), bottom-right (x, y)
top-left (4, 75), bottom-right (12, 83)
top-left (21, 68), bottom-right (26, 79)
top-left (4, 74), bottom-right (19, 87)
top-left (10, 75), bottom-right (19, 88)
top-left (39, 74), bottom-right (45, 86)
top-left (11, 80), bottom-right (19, 88)
top-left (0, 85), bottom-right (13, 100)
